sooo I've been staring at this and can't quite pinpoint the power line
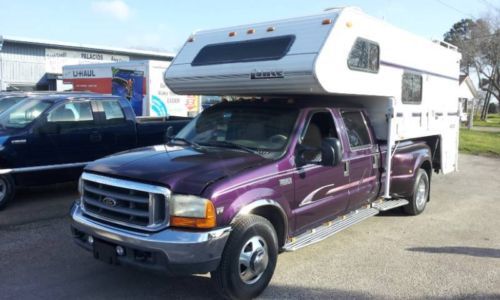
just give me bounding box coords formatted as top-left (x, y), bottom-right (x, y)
top-left (479, 0), bottom-right (499, 10)
top-left (433, 0), bottom-right (476, 19)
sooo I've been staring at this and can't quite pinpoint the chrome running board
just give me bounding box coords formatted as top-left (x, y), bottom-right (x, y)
top-left (371, 199), bottom-right (409, 211)
top-left (283, 199), bottom-right (409, 252)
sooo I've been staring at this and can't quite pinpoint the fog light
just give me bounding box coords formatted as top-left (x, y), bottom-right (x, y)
top-left (116, 245), bottom-right (125, 256)
top-left (87, 235), bottom-right (94, 245)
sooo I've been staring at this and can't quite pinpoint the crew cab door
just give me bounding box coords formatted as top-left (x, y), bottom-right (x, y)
top-left (292, 109), bottom-right (349, 233)
top-left (43, 99), bottom-right (101, 164)
top-left (340, 110), bottom-right (378, 211)
top-left (94, 99), bottom-right (137, 156)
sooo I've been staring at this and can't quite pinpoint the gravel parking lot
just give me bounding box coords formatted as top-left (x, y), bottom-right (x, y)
top-left (0, 154), bottom-right (499, 299)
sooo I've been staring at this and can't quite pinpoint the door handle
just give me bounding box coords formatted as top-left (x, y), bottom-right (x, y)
top-left (89, 132), bottom-right (102, 143)
top-left (372, 155), bottom-right (379, 169)
top-left (343, 161), bottom-right (350, 177)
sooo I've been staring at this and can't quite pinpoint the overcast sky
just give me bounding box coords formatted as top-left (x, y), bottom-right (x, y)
top-left (1, 0), bottom-right (498, 53)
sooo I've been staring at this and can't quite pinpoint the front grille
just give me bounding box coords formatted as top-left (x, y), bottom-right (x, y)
top-left (80, 173), bottom-right (170, 231)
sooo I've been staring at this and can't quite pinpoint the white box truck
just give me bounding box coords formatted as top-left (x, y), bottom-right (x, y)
top-left (63, 60), bottom-right (200, 117)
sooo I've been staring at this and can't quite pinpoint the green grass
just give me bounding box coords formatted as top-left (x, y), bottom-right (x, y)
top-left (473, 114), bottom-right (500, 127)
top-left (459, 129), bottom-right (500, 157)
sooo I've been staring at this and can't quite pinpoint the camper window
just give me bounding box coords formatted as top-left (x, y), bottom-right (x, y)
top-left (402, 73), bottom-right (423, 104)
top-left (347, 38), bottom-right (379, 73)
top-left (191, 35), bottom-right (295, 66)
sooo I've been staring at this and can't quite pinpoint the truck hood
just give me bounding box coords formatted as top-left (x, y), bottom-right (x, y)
top-left (85, 144), bottom-right (269, 195)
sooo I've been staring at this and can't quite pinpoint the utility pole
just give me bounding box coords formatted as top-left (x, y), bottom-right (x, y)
top-left (467, 98), bottom-right (475, 129)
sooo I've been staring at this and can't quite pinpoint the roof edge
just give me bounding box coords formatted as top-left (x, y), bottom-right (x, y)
top-left (1, 35), bottom-right (175, 58)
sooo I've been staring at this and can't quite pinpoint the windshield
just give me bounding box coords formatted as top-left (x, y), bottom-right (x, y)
top-left (0, 99), bottom-right (52, 129)
top-left (0, 96), bottom-right (26, 114)
top-left (175, 104), bottom-right (298, 159)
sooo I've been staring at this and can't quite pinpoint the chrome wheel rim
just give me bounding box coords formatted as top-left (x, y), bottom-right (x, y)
top-left (0, 178), bottom-right (6, 201)
top-left (239, 236), bottom-right (269, 285)
top-left (415, 178), bottom-right (427, 210)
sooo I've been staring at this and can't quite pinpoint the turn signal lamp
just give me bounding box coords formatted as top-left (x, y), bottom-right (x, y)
top-left (267, 26), bottom-right (275, 32)
top-left (187, 36), bottom-right (195, 43)
top-left (170, 195), bottom-right (217, 229)
top-left (229, 31), bottom-right (237, 37)
top-left (247, 28), bottom-right (256, 34)
top-left (322, 18), bottom-right (333, 25)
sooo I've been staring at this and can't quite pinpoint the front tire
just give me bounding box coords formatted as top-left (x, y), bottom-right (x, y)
top-left (211, 215), bottom-right (278, 300)
top-left (0, 175), bottom-right (15, 210)
top-left (403, 169), bottom-right (429, 215)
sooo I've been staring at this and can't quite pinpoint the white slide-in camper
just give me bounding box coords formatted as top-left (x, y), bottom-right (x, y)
top-left (165, 6), bottom-right (461, 196)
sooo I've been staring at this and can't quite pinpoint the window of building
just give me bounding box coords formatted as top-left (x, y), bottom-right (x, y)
top-left (191, 35), bottom-right (295, 66)
top-left (347, 38), bottom-right (380, 73)
top-left (402, 72), bottom-right (423, 104)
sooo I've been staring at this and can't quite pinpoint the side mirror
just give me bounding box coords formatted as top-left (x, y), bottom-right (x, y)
top-left (296, 138), bottom-right (343, 167)
top-left (164, 126), bottom-right (174, 143)
top-left (320, 137), bottom-right (342, 167)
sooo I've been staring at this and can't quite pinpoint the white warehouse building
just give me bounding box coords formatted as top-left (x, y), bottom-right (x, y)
top-left (0, 35), bottom-right (174, 91)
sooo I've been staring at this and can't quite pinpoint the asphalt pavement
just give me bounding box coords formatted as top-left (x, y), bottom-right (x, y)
top-left (0, 154), bottom-right (499, 299)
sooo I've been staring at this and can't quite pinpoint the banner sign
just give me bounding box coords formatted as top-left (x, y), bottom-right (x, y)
top-left (45, 48), bottom-right (129, 74)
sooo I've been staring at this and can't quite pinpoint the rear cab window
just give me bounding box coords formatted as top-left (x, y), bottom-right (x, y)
top-left (100, 100), bottom-right (126, 123)
top-left (341, 111), bottom-right (372, 149)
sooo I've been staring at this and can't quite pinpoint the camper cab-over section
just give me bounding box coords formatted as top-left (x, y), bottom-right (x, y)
top-left (165, 6), bottom-right (461, 174)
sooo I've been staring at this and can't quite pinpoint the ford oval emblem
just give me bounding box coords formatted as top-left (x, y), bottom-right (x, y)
top-left (102, 197), bottom-right (117, 207)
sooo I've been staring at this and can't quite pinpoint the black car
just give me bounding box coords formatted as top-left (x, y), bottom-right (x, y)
top-left (0, 93), bottom-right (190, 209)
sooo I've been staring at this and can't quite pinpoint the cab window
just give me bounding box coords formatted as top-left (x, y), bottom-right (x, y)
top-left (341, 111), bottom-right (372, 148)
top-left (48, 101), bottom-right (94, 123)
top-left (101, 100), bottom-right (125, 123)
top-left (300, 111), bottom-right (338, 162)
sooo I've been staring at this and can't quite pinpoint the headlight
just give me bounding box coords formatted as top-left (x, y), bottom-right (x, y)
top-left (170, 195), bottom-right (216, 229)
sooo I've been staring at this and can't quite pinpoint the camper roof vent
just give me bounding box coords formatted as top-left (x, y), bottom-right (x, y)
top-left (433, 40), bottom-right (459, 51)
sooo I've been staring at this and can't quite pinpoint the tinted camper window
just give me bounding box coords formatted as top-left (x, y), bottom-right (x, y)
top-left (402, 73), bottom-right (423, 104)
top-left (347, 38), bottom-right (379, 73)
top-left (191, 35), bottom-right (295, 66)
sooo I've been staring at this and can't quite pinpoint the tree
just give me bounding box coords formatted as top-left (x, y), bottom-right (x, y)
top-left (488, 102), bottom-right (498, 114)
top-left (444, 11), bottom-right (500, 120)
top-left (443, 19), bottom-right (476, 74)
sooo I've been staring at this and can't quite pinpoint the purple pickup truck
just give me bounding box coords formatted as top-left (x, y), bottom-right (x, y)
top-left (71, 98), bottom-right (432, 299)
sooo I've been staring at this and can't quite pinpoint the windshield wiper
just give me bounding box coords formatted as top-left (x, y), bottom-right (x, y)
top-left (169, 137), bottom-right (201, 148)
top-left (203, 141), bottom-right (260, 155)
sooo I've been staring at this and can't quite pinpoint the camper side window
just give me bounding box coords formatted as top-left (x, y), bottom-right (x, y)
top-left (402, 73), bottom-right (423, 104)
top-left (347, 38), bottom-right (379, 73)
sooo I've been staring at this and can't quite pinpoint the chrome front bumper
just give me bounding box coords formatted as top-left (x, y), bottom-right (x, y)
top-left (70, 202), bottom-right (231, 274)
